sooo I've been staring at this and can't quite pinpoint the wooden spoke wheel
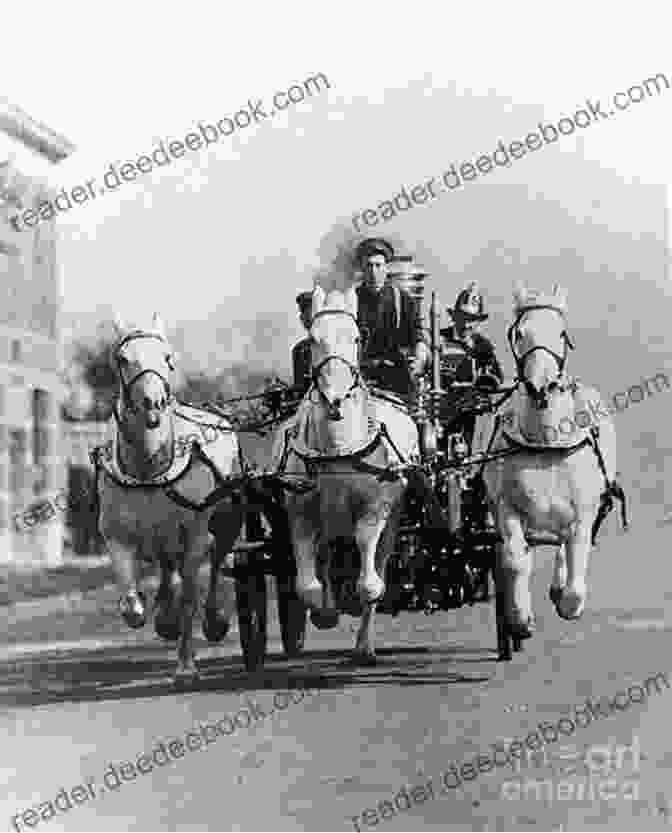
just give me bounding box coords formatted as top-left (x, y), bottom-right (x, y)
top-left (269, 494), bottom-right (307, 658)
top-left (234, 511), bottom-right (268, 672)
top-left (235, 560), bottom-right (268, 672)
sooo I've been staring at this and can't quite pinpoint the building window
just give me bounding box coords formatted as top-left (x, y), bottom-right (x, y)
top-left (11, 339), bottom-right (21, 362)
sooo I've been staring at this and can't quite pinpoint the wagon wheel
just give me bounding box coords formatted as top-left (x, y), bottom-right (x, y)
top-left (268, 491), bottom-right (307, 657)
top-left (234, 512), bottom-right (268, 672)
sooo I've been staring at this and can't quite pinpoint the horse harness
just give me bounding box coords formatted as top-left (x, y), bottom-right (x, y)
top-left (507, 304), bottom-right (575, 406)
top-left (275, 396), bottom-right (410, 485)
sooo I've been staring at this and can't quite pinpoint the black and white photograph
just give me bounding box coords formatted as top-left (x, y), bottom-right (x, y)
top-left (1, 2), bottom-right (671, 830)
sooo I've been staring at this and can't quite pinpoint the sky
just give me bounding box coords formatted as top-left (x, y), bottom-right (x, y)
top-left (1, 1), bottom-right (671, 383)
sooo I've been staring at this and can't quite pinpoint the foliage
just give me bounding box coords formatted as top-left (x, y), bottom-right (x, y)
top-left (62, 336), bottom-right (285, 423)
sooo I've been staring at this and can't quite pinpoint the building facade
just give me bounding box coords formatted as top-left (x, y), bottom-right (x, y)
top-left (0, 103), bottom-right (74, 564)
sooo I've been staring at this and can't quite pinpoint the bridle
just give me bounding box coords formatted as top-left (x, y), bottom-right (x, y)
top-left (113, 330), bottom-right (175, 421)
top-left (309, 309), bottom-right (362, 421)
top-left (507, 304), bottom-right (575, 408)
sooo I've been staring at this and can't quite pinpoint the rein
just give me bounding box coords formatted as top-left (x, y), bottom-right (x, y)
top-left (280, 420), bottom-right (408, 483)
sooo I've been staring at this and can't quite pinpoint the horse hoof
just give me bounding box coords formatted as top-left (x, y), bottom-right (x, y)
top-left (549, 586), bottom-right (564, 607)
top-left (310, 609), bottom-right (340, 630)
top-left (119, 591), bottom-right (146, 629)
top-left (202, 610), bottom-right (231, 643)
top-left (350, 651), bottom-right (377, 667)
top-left (506, 618), bottom-right (535, 640)
top-left (173, 666), bottom-right (200, 689)
top-left (556, 588), bottom-right (585, 620)
top-left (154, 608), bottom-right (182, 641)
top-left (357, 575), bottom-right (385, 604)
top-left (297, 580), bottom-right (323, 611)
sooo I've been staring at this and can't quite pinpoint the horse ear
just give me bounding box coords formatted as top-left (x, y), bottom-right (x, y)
top-left (513, 282), bottom-right (528, 309)
top-left (112, 314), bottom-right (127, 338)
top-left (151, 312), bottom-right (167, 339)
top-left (553, 285), bottom-right (568, 310)
top-left (312, 286), bottom-right (325, 318)
top-left (344, 286), bottom-right (358, 318)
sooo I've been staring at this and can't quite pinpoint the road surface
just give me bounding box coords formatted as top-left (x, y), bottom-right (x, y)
top-left (1, 504), bottom-right (671, 831)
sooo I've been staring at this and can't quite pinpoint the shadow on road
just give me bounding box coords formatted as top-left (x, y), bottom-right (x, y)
top-left (0, 641), bottom-right (495, 710)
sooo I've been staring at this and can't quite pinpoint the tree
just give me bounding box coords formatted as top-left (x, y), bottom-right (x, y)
top-left (63, 338), bottom-right (117, 421)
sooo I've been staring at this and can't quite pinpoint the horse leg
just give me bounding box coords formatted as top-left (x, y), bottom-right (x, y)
top-left (203, 503), bottom-right (242, 641)
top-left (557, 518), bottom-right (591, 620)
top-left (174, 538), bottom-right (203, 684)
top-left (202, 542), bottom-right (233, 642)
top-left (549, 544), bottom-right (567, 608)
top-left (353, 603), bottom-right (378, 665)
top-left (615, 482), bottom-right (628, 530)
top-left (495, 568), bottom-right (512, 661)
top-left (310, 538), bottom-right (340, 629)
top-left (355, 516), bottom-right (386, 603)
top-left (292, 517), bottom-right (322, 610)
top-left (154, 558), bottom-right (182, 640)
top-left (107, 540), bottom-right (146, 628)
top-left (497, 506), bottom-right (534, 638)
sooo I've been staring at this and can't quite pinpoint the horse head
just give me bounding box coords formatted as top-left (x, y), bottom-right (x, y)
top-left (111, 312), bottom-right (179, 472)
top-left (509, 284), bottom-right (574, 409)
top-left (309, 286), bottom-right (362, 421)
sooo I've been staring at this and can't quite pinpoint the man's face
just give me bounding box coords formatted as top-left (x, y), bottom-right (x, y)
top-left (299, 307), bottom-right (312, 331)
top-left (363, 254), bottom-right (388, 292)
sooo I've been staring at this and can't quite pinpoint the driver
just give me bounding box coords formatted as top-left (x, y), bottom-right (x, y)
top-left (354, 238), bottom-right (429, 398)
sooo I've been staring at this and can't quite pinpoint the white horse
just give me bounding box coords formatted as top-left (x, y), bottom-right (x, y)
top-left (94, 314), bottom-right (243, 684)
top-left (483, 285), bottom-right (626, 659)
top-left (271, 286), bottom-right (419, 663)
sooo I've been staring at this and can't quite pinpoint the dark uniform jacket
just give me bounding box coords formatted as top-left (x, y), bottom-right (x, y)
top-left (356, 284), bottom-right (425, 361)
top-left (439, 327), bottom-right (503, 447)
top-left (291, 336), bottom-right (312, 394)
top-left (441, 327), bottom-right (503, 384)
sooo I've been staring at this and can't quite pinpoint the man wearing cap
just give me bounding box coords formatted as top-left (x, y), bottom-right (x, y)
top-left (354, 238), bottom-right (429, 397)
top-left (291, 291), bottom-right (314, 396)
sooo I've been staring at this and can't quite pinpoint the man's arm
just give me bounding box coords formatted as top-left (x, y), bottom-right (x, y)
top-left (356, 287), bottom-right (373, 355)
top-left (292, 341), bottom-right (309, 389)
top-left (489, 352), bottom-right (504, 382)
top-left (475, 335), bottom-right (504, 381)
